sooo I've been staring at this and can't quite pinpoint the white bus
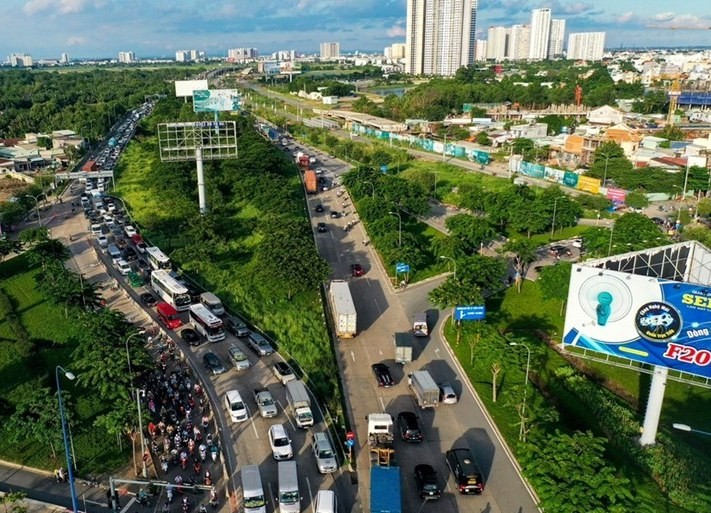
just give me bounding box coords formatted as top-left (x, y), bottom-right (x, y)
top-left (151, 270), bottom-right (191, 311)
top-left (146, 246), bottom-right (172, 271)
top-left (189, 303), bottom-right (226, 342)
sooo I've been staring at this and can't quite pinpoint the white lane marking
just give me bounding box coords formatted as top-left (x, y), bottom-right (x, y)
top-left (267, 482), bottom-right (276, 511)
top-left (249, 409), bottom-right (259, 439)
top-left (305, 476), bottom-right (314, 512)
top-left (278, 399), bottom-right (297, 430)
top-left (379, 396), bottom-right (386, 412)
top-left (350, 351), bottom-right (355, 362)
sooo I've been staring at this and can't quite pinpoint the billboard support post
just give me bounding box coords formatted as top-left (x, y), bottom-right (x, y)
top-left (639, 365), bottom-right (668, 446)
top-left (196, 148), bottom-right (206, 214)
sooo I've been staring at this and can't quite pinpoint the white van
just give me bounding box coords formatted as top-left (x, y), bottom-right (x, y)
top-left (314, 490), bottom-right (337, 513)
top-left (200, 292), bottom-right (224, 316)
top-left (225, 390), bottom-right (248, 423)
top-left (241, 464), bottom-right (266, 513)
top-left (115, 259), bottom-right (131, 276)
top-left (277, 461), bottom-right (300, 513)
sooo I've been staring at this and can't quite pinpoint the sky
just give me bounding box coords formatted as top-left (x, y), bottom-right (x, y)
top-left (1, 0), bottom-right (711, 60)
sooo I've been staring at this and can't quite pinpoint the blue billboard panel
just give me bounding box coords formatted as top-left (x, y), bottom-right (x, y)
top-left (455, 305), bottom-right (486, 321)
top-left (564, 265), bottom-right (711, 379)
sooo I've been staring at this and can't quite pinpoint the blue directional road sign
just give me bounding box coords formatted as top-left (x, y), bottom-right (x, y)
top-left (345, 439), bottom-right (355, 448)
top-left (395, 263), bottom-right (410, 274)
top-left (454, 305), bottom-right (486, 321)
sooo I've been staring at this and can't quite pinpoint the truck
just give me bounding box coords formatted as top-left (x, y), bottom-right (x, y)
top-left (412, 312), bottom-right (429, 337)
top-left (408, 370), bottom-right (439, 409)
top-left (304, 170), bottom-right (318, 194)
top-left (329, 280), bottom-right (357, 338)
top-left (295, 151), bottom-right (310, 168)
top-left (253, 388), bottom-right (278, 418)
top-left (367, 413), bottom-right (401, 513)
top-left (393, 332), bottom-right (413, 364)
top-left (285, 380), bottom-right (314, 428)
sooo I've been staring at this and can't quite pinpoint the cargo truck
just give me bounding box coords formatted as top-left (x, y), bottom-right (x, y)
top-left (295, 152), bottom-right (310, 168)
top-left (367, 413), bottom-right (401, 513)
top-left (412, 312), bottom-right (429, 337)
top-left (304, 170), bottom-right (318, 194)
top-left (329, 280), bottom-right (357, 338)
top-left (408, 370), bottom-right (439, 409)
top-left (285, 380), bottom-right (314, 428)
top-left (394, 332), bottom-right (413, 364)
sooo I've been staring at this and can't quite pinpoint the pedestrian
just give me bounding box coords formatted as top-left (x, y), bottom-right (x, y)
top-left (58, 467), bottom-right (66, 482)
top-left (54, 468), bottom-right (61, 482)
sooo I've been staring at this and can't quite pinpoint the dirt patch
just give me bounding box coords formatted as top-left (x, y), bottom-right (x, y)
top-left (0, 176), bottom-right (31, 203)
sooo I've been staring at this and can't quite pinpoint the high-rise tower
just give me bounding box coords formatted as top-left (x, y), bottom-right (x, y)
top-left (528, 8), bottom-right (551, 60)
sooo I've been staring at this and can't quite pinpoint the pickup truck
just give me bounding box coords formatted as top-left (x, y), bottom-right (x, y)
top-left (253, 388), bottom-right (278, 418)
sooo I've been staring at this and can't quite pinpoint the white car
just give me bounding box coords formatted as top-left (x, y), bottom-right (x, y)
top-left (97, 234), bottom-right (108, 248)
top-left (225, 390), bottom-right (249, 423)
top-left (124, 225), bottom-right (137, 237)
top-left (90, 224), bottom-right (103, 236)
top-left (115, 259), bottom-right (131, 275)
top-left (439, 383), bottom-right (458, 404)
top-left (268, 424), bottom-right (293, 460)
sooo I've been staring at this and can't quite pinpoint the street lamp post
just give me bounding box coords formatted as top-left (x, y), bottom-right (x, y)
top-left (673, 423), bottom-right (711, 437)
top-left (440, 256), bottom-right (457, 281)
top-left (124, 332), bottom-right (148, 377)
top-left (124, 332), bottom-right (150, 478)
top-left (25, 193), bottom-right (47, 227)
top-left (550, 197), bottom-right (562, 238)
top-left (389, 211), bottom-right (402, 247)
top-left (56, 366), bottom-right (79, 513)
top-left (677, 160), bottom-right (692, 224)
top-left (509, 342), bottom-right (531, 440)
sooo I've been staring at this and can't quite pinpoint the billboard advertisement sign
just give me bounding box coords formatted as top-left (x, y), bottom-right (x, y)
top-left (563, 171), bottom-right (579, 187)
top-left (174, 79), bottom-right (209, 98)
top-left (606, 187), bottom-right (627, 203)
top-left (577, 176), bottom-right (601, 194)
top-left (564, 265), bottom-right (711, 379)
top-left (193, 89), bottom-right (241, 112)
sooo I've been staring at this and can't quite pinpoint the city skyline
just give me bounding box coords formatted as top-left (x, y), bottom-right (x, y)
top-left (1, 0), bottom-right (711, 59)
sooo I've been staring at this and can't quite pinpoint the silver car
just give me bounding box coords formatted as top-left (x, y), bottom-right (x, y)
top-left (228, 345), bottom-right (251, 371)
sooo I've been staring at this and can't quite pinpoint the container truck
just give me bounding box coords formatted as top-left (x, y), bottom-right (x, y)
top-left (304, 170), bottom-right (318, 194)
top-left (285, 380), bottom-right (314, 428)
top-left (408, 370), bottom-right (439, 409)
top-left (394, 332), bottom-right (413, 364)
top-left (329, 280), bottom-right (357, 338)
top-left (367, 413), bottom-right (401, 513)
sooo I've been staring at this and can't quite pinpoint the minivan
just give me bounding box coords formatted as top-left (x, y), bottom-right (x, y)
top-left (277, 461), bottom-right (300, 513)
top-left (314, 490), bottom-right (337, 513)
top-left (241, 464), bottom-right (266, 513)
top-left (445, 448), bottom-right (484, 495)
top-left (225, 390), bottom-right (248, 423)
top-left (156, 302), bottom-right (182, 330)
top-left (200, 292), bottom-right (225, 316)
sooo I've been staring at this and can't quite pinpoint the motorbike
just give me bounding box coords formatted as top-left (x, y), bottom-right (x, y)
top-left (137, 489), bottom-right (150, 507)
top-left (209, 488), bottom-right (218, 509)
top-left (180, 451), bottom-right (188, 470)
top-left (166, 485), bottom-right (174, 503)
top-left (199, 444), bottom-right (207, 462)
top-left (160, 456), bottom-right (169, 474)
top-left (181, 497), bottom-right (189, 513)
top-left (204, 471), bottom-right (212, 486)
top-left (210, 445), bottom-right (218, 462)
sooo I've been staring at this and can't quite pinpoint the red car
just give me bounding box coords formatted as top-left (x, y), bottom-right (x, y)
top-left (351, 264), bottom-right (365, 277)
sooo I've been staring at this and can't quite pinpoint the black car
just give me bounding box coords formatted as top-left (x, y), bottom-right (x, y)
top-left (329, 211), bottom-right (341, 219)
top-left (548, 245), bottom-right (572, 257)
top-left (123, 246), bottom-right (138, 261)
top-left (397, 412), bottom-right (424, 443)
top-left (315, 204), bottom-right (324, 213)
top-left (140, 292), bottom-right (157, 307)
top-left (317, 223), bottom-right (328, 233)
top-left (414, 464), bottom-right (441, 500)
top-left (371, 363), bottom-right (394, 388)
top-left (202, 352), bottom-right (226, 375)
top-left (224, 317), bottom-right (250, 337)
top-left (181, 328), bottom-right (201, 346)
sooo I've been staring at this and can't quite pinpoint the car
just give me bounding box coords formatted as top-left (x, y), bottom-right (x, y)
top-left (439, 383), bottom-right (458, 404)
top-left (90, 223), bottom-right (103, 236)
top-left (203, 352), bottom-right (226, 375)
top-left (97, 234), bottom-right (108, 248)
top-left (397, 412), bottom-right (424, 443)
top-left (181, 328), bottom-right (202, 346)
top-left (224, 317), bottom-right (250, 337)
top-left (123, 246), bottom-right (138, 262)
top-left (135, 241), bottom-right (148, 254)
top-left (124, 225), bottom-right (137, 237)
top-left (115, 259), bottom-right (131, 276)
top-left (414, 464), bottom-right (441, 500)
top-left (273, 362), bottom-right (296, 385)
top-left (116, 237), bottom-right (128, 249)
top-left (140, 292), bottom-right (157, 307)
top-left (372, 363), bottom-right (394, 388)
top-left (268, 424), bottom-right (293, 460)
top-left (317, 223), bottom-right (328, 233)
top-left (351, 263), bottom-right (365, 277)
top-left (329, 211), bottom-right (341, 219)
top-left (228, 345), bottom-right (250, 370)
top-left (571, 238), bottom-right (583, 248)
top-left (652, 217), bottom-right (665, 225)
top-left (548, 245), bottom-right (572, 257)
top-left (247, 332), bottom-right (274, 356)
top-left (225, 390), bottom-right (249, 423)
top-left (314, 204), bottom-right (324, 213)
top-left (312, 432), bottom-right (337, 474)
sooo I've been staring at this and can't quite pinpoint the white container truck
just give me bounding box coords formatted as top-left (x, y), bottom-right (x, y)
top-left (329, 280), bottom-right (357, 338)
top-left (408, 370), bottom-right (439, 409)
top-left (285, 380), bottom-right (314, 428)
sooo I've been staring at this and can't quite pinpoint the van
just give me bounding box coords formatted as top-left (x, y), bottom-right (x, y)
top-left (445, 448), bottom-right (484, 495)
top-left (277, 461), bottom-right (300, 513)
top-left (225, 390), bottom-right (248, 423)
top-left (314, 490), bottom-right (337, 513)
top-left (90, 223), bottom-right (102, 236)
top-left (115, 259), bottom-right (131, 275)
top-left (156, 302), bottom-right (182, 330)
top-left (241, 464), bottom-right (266, 513)
top-left (200, 292), bottom-right (224, 316)
top-left (413, 312), bottom-right (429, 337)
top-left (107, 244), bottom-right (122, 264)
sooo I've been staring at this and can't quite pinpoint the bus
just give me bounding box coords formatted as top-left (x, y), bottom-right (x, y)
top-left (156, 301), bottom-right (183, 330)
top-left (146, 246), bottom-right (172, 271)
top-left (189, 303), bottom-right (226, 342)
top-left (151, 270), bottom-right (191, 311)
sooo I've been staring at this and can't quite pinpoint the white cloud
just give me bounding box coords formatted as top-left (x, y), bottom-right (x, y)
top-left (59, 0), bottom-right (88, 14)
top-left (387, 24), bottom-right (405, 38)
top-left (617, 12), bottom-right (635, 24)
top-left (24, 0), bottom-right (88, 15)
top-left (23, 0), bottom-right (53, 15)
top-left (654, 12), bottom-right (675, 22)
top-left (66, 35), bottom-right (87, 46)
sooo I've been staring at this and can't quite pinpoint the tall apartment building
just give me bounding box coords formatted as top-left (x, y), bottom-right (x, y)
top-left (486, 26), bottom-right (508, 61)
top-left (227, 48), bottom-right (258, 62)
top-left (508, 24), bottom-right (531, 60)
top-left (405, 0), bottom-right (478, 76)
top-left (320, 42), bottom-right (340, 59)
top-left (567, 32), bottom-right (606, 61)
top-left (528, 8), bottom-right (551, 60)
top-left (475, 39), bottom-right (488, 61)
top-left (8, 53), bottom-right (33, 67)
top-left (118, 51), bottom-right (135, 64)
top-left (548, 19), bottom-right (566, 58)
top-left (60, 53), bottom-right (69, 64)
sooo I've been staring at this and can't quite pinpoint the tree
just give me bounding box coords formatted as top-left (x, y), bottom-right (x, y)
top-left (538, 262), bottom-right (572, 315)
top-left (475, 131), bottom-right (491, 146)
top-left (625, 191), bottom-right (649, 210)
top-left (6, 384), bottom-right (66, 460)
top-left (0, 238), bottom-right (22, 261)
top-left (444, 214), bottom-right (496, 254)
top-left (491, 362), bottom-right (502, 402)
top-left (0, 491), bottom-right (27, 513)
top-left (429, 278), bottom-right (484, 345)
top-left (500, 238), bottom-right (537, 292)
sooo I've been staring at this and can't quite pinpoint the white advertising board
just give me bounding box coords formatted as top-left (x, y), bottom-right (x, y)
top-left (174, 79), bottom-right (209, 98)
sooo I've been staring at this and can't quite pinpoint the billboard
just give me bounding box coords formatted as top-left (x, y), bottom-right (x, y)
top-left (564, 265), bottom-right (711, 379)
top-left (175, 79), bottom-right (209, 98)
top-left (193, 89), bottom-right (241, 112)
top-left (577, 176), bottom-right (601, 194)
